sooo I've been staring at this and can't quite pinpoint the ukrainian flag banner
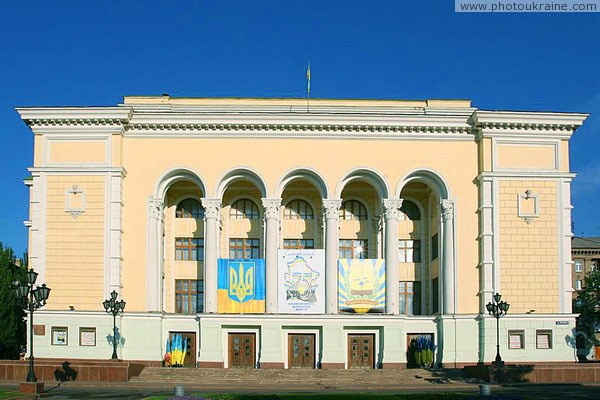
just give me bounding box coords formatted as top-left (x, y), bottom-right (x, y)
top-left (218, 259), bottom-right (265, 313)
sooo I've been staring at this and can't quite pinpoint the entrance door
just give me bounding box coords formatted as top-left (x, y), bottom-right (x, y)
top-left (347, 334), bottom-right (374, 369)
top-left (228, 333), bottom-right (256, 368)
top-left (288, 334), bottom-right (316, 369)
top-left (169, 332), bottom-right (196, 368)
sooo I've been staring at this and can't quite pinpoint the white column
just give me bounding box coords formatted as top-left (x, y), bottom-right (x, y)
top-left (323, 199), bottom-right (341, 314)
top-left (559, 178), bottom-right (574, 313)
top-left (441, 199), bottom-right (456, 315)
top-left (202, 198), bottom-right (221, 314)
top-left (383, 199), bottom-right (403, 315)
top-left (479, 177), bottom-right (495, 312)
top-left (146, 197), bottom-right (163, 312)
top-left (262, 198), bottom-right (281, 314)
top-left (106, 172), bottom-right (124, 298)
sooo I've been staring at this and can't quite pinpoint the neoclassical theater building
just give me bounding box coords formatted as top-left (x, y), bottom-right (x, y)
top-left (17, 96), bottom-right (588, 369)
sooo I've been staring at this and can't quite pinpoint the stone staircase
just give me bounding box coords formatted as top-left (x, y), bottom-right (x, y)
top-left (130, 367), bottom-right (468, 391)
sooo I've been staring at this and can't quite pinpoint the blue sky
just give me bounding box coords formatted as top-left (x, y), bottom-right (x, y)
top-left (0, 0), bottom-right (599, 254)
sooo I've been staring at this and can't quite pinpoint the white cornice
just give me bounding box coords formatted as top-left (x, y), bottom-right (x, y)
top-left (28, 167), bottom-right (127, 177)
top-left (474, 110), bottom-right (589, 127)
top-left (473, 110), bottom-right (589, 139)
top-left (16, 107), bottom-right (132, 136)
top-left (16, 107), bottom-right (132, 122)
top-left (126, 110), bottom-right (474, 128)
top-left (477, 171), bottom-right (576, 180)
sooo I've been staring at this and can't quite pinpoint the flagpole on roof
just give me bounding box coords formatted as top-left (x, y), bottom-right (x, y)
top-left (306, 61), bottom-right (311, 113)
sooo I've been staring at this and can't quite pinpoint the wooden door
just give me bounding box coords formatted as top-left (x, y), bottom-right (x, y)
top-left (169, 332), bottom-right (196, 368)
top-left (347, 334), bottom-right (374, 369)
top-left (288, 334), bottom-right (316, 369)
top-left (228, 333), bottom-right (256, 368)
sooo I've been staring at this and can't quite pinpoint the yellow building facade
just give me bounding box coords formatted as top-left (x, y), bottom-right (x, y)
top-left (18, 96), bottom-right (587, 368)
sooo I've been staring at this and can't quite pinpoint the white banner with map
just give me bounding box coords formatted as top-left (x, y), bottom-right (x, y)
top-left (278, 249), bottom-right (325, 313)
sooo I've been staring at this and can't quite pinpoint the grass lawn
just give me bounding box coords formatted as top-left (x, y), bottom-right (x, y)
top-left (0, 389), bottom-right (24, 399)
top-left (144, 394), bottom-right (477, 400)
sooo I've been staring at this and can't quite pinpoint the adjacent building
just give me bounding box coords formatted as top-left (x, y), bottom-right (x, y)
top-left (572, 237), bottom-right (600, 297)
top-left (17, 96), bottom-right (588, 368)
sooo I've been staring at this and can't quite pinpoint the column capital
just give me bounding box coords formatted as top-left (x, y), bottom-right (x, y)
top-left (148, 198), bottom-right (164, 219)
top-left (383, 198), bottom-right (404, 220)
top-left (322, 199), bottom-right (342, 219)
top-left (441, 199), bottom-right (455, 221)
top-left (201, 198), bottom-right (221, 219)
top-left (261, 198), bottom-right (281, 219)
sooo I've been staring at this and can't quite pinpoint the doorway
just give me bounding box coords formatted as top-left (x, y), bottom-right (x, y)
top-left (288, 333), bottom-right (316, 369)
top-left (347, 334), bottom-right (375, 369)
top-left (228, 333), bottom-right (256, 368)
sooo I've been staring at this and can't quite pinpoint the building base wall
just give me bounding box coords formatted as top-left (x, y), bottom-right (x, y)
top-left (27, 311), bottom-right (578, 368)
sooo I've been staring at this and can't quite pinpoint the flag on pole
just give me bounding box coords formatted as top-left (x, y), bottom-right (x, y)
top-left (306, 62), bottom-right (311, 96)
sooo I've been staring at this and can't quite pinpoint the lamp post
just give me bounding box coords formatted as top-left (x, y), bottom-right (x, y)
top-left (486, 292), bottom-right (510, 367)
top-left (14, 268), bottom-right (51, 382)
top-left (103, 290), bottom-right (125, 360)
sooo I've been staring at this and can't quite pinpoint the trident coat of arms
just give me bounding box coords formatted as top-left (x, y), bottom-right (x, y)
top-left (228, 262), bottom-right (255, 303)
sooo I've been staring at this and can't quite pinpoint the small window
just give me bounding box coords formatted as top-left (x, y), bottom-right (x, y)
top-left (52, 327), bottom-right (68, 346)
top-left (340, 200), bottom-right (368, 221)
top-left (431, 234), bottom-right (439, 261)
top-left (399, 239), bottom-right (421, 263)
top-left (400, 200), bottom-right (420, 221)
top-left (229, 238), bottom-right (260, 259)
top-left (591, 260), bottom-right (598, 271)
top-left (79, 327), bottom-right (96, 347)
top-left (284, 200), bottom-right (314, 220)
top-left (508, 330), bottom-right (525, 349)
top-left (576, 279), bottom-right (583, 290)
top-left (283, 239), bottom-right (315, 249)
top-left (175, 238), bottom-right (204, 261)
top-left (230, 199), bottom-right (260, 219)
top-left (536, 330), bottom-right (552, 349)
top-left (339, 239), bottom-right (368, 259)
top-left (574, 261), bottom-right (583, 273)
top-left (176, 198), bottom-right (204, 219)
top-left (175, 279), bottom-right (204, 314)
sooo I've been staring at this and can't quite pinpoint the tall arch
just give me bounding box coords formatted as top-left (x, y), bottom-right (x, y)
top-left (276, 167), bottom-right (329, 199)
top-left (154, 167), bottom-right (207, 201)
top-left (335, 167), bottom-right (390, 200)
top-left (397, 168), bottom-right (456, 316)
top-left (215, 167), bottom-right (268, 199)
top-left (396, 168), bottom-right (450, 200)
top-left (147, 167), bottom-right (207, 313)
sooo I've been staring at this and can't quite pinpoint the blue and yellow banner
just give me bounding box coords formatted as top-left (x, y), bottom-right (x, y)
top-left (338, 259), bottom-right (385, 314)
top-left (218, 259), bottom-right (265, 313)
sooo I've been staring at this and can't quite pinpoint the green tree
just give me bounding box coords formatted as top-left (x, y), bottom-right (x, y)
top-left (577, 269), bottom-right (600, 343)
top-left (0, 243), bottom-right (26, 359)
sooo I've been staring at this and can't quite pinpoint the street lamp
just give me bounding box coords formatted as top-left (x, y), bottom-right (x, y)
top-left (486, 292), bottom-right (510, 367)
top-left (14, 268), bottom-right (51, 382)
top-left (103, 290), bottom-right (125, 360)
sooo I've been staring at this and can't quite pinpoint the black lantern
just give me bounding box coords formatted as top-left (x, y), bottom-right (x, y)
top-left (486, 292), bottom-right (510, 367)
top-left (103, 290), bottom-right (125, 359)
top-left (14, 269), bottom-right (51, 383)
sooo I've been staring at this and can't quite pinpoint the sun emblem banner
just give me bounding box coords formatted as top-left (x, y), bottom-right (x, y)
top-left (338, 259), bottom-right (385, 314)
top-left (277, 249), bottom-right (325, 314)
top-left (217, 259), bottom-right (265, 313)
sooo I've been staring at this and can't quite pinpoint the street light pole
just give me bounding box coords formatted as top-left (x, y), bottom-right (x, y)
top-left (103, 290), bottom-right (125, 360)
top-left (14, 269), bottom-right (51, 383)
top-left (486, 292), bottom-right (510, 367)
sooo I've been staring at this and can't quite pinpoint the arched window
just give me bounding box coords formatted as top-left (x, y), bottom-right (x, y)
top-left (176, 198), bottom-right (204, 219)
top-left (400, 200), bottom-right (420, 221)
top-left (340, 200), bottom-right (368, 220)
top-left (230, 199), bottom-right (260, 219)
top-left (283, 199), bottom-right (314, 220)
